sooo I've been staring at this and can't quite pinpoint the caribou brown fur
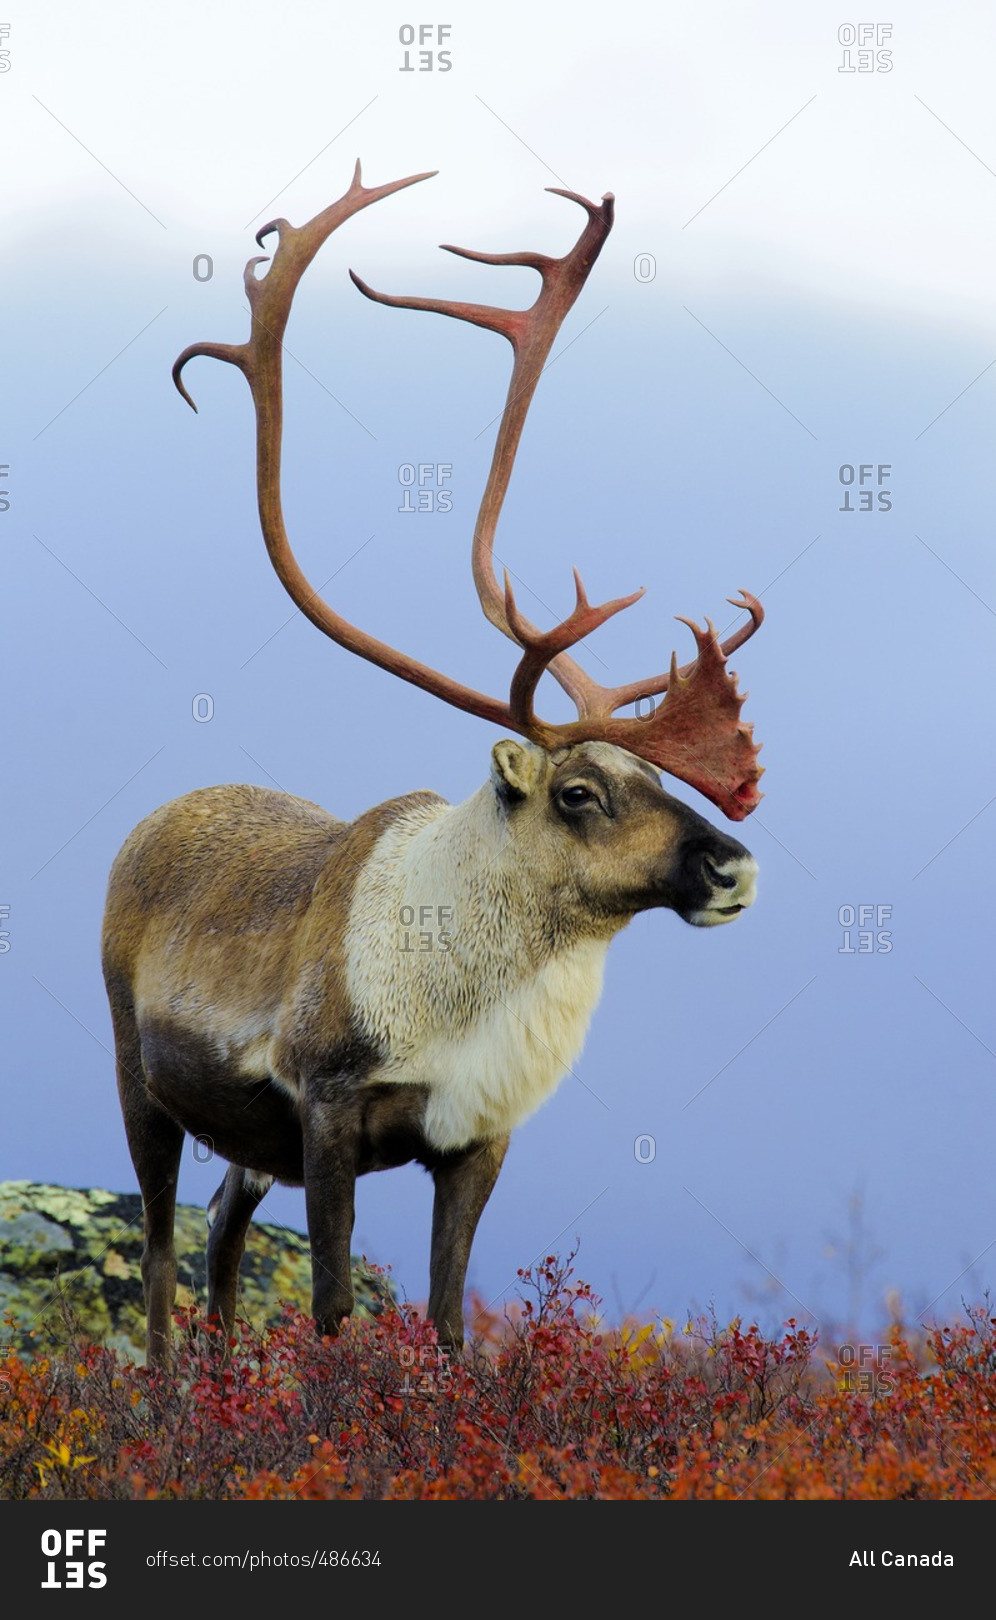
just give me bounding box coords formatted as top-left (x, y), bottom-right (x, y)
top-left (102, 742), bottom-right (756, 1363)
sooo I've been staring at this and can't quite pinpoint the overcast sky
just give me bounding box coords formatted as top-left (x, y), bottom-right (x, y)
top-left (4, 0), bottom-right (996, 1346)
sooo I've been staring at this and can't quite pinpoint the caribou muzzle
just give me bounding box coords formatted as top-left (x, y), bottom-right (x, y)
top-left (675, 832), bottom-right (758, 928)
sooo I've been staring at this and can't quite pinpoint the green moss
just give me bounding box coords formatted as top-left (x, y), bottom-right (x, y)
top-left (0, 1181), bottom-right (392, 1361)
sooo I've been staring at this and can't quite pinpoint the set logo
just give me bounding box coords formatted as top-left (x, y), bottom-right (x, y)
top-left (41, 1529), bottom-right (107, 1589)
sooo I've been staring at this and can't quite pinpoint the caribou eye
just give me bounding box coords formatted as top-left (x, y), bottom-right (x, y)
top-left (560, 785), bottom-right (595, 808)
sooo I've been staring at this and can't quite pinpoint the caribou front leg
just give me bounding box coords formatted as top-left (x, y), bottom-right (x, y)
top-left (301, 1083), bottom-right (360, 1337)
top-left (428, 1134), bottom-right (509, 1355)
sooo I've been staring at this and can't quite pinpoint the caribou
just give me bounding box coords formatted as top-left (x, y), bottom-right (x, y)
top-left (101, 162), bottom-right (765, 1366)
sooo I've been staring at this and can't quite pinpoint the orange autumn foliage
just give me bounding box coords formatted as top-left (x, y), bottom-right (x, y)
top-left (1, 1256), bottom-right (994, 1500)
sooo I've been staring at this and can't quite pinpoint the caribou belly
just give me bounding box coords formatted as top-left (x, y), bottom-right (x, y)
top-left (136, 1014), bottom-right (305, 1182)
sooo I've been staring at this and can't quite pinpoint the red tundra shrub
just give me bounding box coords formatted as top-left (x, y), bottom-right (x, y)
top-left (1, 1259), bottom-right (994, 1500)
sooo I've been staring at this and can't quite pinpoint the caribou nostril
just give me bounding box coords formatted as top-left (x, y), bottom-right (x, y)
top-left (703, 855), bottom-right (738, 889)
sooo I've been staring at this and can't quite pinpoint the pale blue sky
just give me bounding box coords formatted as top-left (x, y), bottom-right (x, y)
top-left (4, 1), bottom-right (996, 1344)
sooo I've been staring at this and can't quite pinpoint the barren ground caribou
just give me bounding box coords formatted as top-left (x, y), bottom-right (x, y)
top-left (101, 162), bottom-right (764, 1365)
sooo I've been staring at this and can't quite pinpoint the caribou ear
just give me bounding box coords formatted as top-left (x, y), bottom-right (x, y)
top-left (491, 738), bottom-right (548, 801)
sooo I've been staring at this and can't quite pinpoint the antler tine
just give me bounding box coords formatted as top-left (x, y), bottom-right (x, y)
top-left (503, 569), bottom-right (645, 730)
top-left (350, 188), bottom-right (617, 714)
top-left (173, 339), bottom-right (251, 409)
top-left (594, 589), bottom-right (765, 715)
top-left (347, 272), bottom-right (525, 342)
top-left (594, 608), bottom-right (764, 818)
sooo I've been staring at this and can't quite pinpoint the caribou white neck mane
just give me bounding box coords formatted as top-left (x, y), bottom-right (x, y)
top-left (345, 777), bottom-right (615, 1151)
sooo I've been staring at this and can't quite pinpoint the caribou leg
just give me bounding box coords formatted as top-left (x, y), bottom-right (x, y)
top-left (111, 1005), bottom-right (184, 1367)
top-left (428, 1134), bottom-right (509, 1355)
top-left (301, 1085), bottom-right (360, 1337)
top-left (205, 1165), bottom-right (272, 1344)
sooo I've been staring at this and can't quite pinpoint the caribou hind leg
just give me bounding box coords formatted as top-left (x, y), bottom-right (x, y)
top-left (205, 1165), bottom-right (273, 1343)
top-left (109, 1003), bottom-right (184, 1367)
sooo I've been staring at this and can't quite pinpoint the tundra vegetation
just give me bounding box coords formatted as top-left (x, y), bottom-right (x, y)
top-left (1, 1254), bottom-right (994, 1500)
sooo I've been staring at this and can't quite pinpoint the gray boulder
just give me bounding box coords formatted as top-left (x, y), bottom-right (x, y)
top-left (0, 1180), bottom-right (390, 1362)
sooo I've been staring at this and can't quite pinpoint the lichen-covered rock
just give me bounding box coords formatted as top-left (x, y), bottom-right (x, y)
top-left (0, 1181), bottom-right (391, 1362)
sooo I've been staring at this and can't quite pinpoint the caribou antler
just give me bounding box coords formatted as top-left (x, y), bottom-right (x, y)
top-left (173, 162), bottom-right (765, 820)
top-left (502, 577), bottom-right (764, 815)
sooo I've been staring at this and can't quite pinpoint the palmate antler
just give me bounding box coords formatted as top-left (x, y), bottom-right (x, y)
top-left (173, 161), bottom-right (764, 820)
